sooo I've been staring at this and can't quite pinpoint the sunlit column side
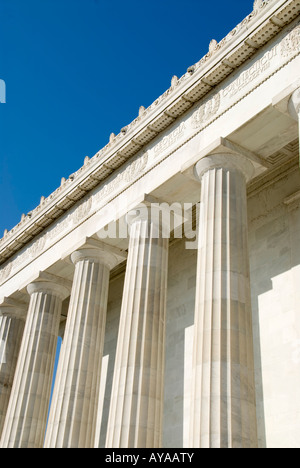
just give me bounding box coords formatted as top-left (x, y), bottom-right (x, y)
top-left (106, 205), bottom-right (169, 448)
top-left (44, 245), bottom-right (125, 448)
top-left (0, 281), bottom-right (70, 448)
top-left (0, 301), bottom-right (27, 438)
top-left (189, 153), bottom-right (258, 448)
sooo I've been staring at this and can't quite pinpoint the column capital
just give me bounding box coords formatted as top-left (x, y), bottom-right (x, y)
top-left (288, 88), bottom-right (300, 121)
top-left (194, 152), bottom-right (255, 183)
top-left (71, 247), bottom-right (122, 271)
top-left (125, 196), bottom-right (178, 238)
top-left (0, 298), bottom-right (27, 320)
top-left (0, 307), bottom-right (26, 320)
top-left (27, 281), bottom-right (70, 301)
top-left (0, 303), bottom-right (27, 320)
top-left (125, 204), bottom-right (152, 226)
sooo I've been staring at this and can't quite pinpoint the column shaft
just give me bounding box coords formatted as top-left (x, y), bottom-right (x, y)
top-left (106, 214), bottom-right (169, 448)
top-left (0, 307), bottom-right (25, 437)
top-left (44, 248), bottom-right (119, 448)
top-left (190, 154), bottom-right (258, 448)
top-left (0, 282), bottom-right (69, 448)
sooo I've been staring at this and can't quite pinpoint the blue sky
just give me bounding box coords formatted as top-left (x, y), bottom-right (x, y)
top-left (0, 0), bottom-right (253, 237)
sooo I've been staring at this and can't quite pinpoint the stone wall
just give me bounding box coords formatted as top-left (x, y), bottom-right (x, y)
top-left (248, 163), bottom-right (300, 448)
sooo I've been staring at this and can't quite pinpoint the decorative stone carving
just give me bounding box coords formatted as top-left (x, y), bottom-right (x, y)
top-left (72, 196), bottom-right (93, 224)
top-left (154, 123), bottom-right (186, 156)
top-left (139, 105), bottom-right (146, 116)
top-left (171, 75), bottom-right (179, 88)
top-left (253, 0), bottom-right (264, 12)
top-left (99, 151), bottom-right (148, 196)
top-left (281, 25), bottom-right (300, 57)
top-left (0, 262), bottom-right (12, 284)
top-left (209, 39), bottom-right (218, 53)
top-left (187, 65), bottom-right (195, 75)
top-left (192, 92), bottom-right (221, 129)
top-left (123, 151), bottom-right (148, 183)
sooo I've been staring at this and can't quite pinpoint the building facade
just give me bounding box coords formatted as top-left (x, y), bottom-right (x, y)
top-left (0, 0), bottom-right (300, 448)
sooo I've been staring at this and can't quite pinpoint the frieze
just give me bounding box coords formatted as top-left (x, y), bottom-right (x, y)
top-left (281, 25), bottom-right (300, 57)
top-left (221, 22), bottom-right (300, 104)
top-left (124, 152), bottom-right (149, 183)
top-left (191, 92), bottom-right (221, 129)
top-left (223, 46), bottom-right (278, 99)
top-left (95, 151), bottom-right (148, 201)
top-left (73, 197), bottom-right (93, 224)
top-left (0, 262), bottom-right (12, 284)
top-left (154, 123), bottom-right (186, 156)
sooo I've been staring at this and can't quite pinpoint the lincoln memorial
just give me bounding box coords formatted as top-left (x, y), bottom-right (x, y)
top-left (0, 0), bottom-right (300, 448)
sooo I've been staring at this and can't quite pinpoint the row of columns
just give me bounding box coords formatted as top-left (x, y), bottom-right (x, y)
top-left (0, 150), bottom-right (260, 448)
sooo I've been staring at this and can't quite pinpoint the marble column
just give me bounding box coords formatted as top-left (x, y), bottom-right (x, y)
top-left (189, 153), bottom-right (258, 448)
top-left (288, 88), bottom-right (300, 160)
top-left (0, 280), bottom-right (70, 448)
top-left (44, 244), bottom-right (125, 448)
top-left (106, 204), bottom-right (169, 448)
top-left (0, 300), bottom-right (26, 437)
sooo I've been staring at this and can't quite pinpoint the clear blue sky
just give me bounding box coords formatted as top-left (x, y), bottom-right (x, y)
top-left (0, 0), bottom-right (253, 238)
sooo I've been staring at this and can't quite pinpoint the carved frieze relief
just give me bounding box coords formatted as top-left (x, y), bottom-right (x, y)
top-left (72, 197), bottom-right (93, 224)
top-left (191, 93), bottom-right (221, 129)
top-left (153, 123), bottom-right (186, 156)
top-left (281, 24), bottom-right (300, 57)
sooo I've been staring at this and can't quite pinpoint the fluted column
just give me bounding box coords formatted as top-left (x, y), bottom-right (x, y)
top-left (189, 153), bottom-right (258, 448)
top-left (0, 281), bottom-right (70, 448)
top-left (106, 204), bottom-right (169, 448)
top-left (44, 244), bottom-right (125, 448)
top-left (0, 301), bottom-right (26, 437)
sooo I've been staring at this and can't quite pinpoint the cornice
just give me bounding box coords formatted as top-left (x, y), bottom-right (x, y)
top-left (0, 0), bottom-right (299, 265)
